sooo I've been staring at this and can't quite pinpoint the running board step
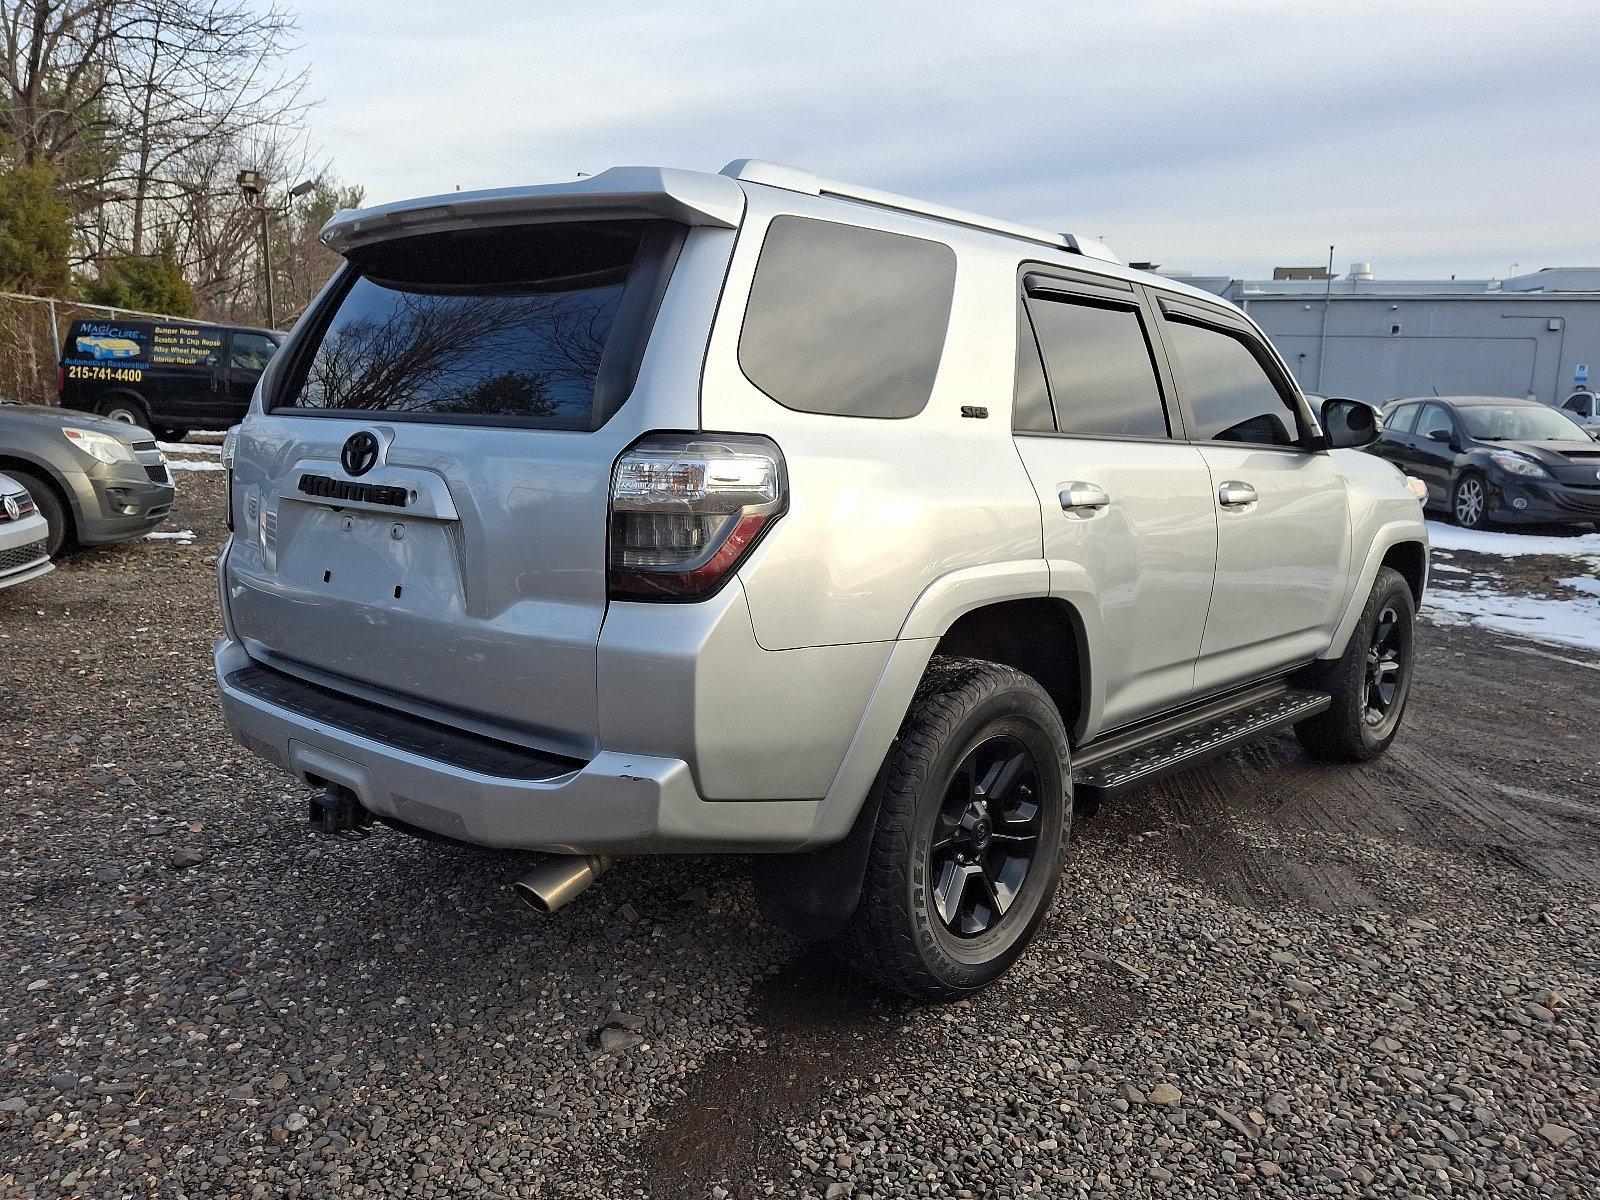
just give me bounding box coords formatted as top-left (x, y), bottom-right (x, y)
top-left (1072, 688), bottom-right (1331, 800)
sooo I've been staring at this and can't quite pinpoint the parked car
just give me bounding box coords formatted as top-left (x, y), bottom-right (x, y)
top-left (1560, 388), bottom-right (1600, 437)
top-left (58, 317), bottom-right (283, 440)
top-left (213, 159), bottom-right (1427, 1000)
top-left (1369, 395), bottom-right (1600, 529)
top-left (0, 398), bottom-right (174, 556)
top-left (0, 471), bottom-right (54, 590)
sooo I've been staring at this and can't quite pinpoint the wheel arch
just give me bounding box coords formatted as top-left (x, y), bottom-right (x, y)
top-left (0, 453), bottom-right (81, 539)
top-left (1323, 520), bottom-right (1429, 659)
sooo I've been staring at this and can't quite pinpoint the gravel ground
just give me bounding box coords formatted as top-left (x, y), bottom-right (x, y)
top-left (2, 464), bottom-right (1596, 1198)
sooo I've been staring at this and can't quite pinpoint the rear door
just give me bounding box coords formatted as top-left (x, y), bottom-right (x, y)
top-left (1153, 297), bottom-right (1351, 693)
top-left (1010, 270), bottom-right (1216, 729)
top-left (224, 218), bottom-right (690, 756)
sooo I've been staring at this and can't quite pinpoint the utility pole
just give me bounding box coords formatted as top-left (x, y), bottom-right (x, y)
top-left (237, 171), bottom-right (313, 329)
top-left (1315, 244), bottom-right (1335, 393)
top-left (259, 205), bottom-right (275, 328)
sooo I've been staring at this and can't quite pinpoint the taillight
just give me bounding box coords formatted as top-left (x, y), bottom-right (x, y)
top-left (608, 433), bottom-right (786, 601)
top-left (221, 425), bottom-right (240, 533)
top-left (56, 365), bottom-right (65, 394)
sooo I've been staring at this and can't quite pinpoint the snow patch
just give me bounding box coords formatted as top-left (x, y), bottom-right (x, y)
top-left (167, 460), bottom-right (225, 472)
top-left (1425, 588), bottom-right (1600, 653)
top-left (145, 530), bottom-right (195, 542)
top-left (158, 441), bottom-right (220, 456)
top-left (1426, 521), bottom-right (1600, 561)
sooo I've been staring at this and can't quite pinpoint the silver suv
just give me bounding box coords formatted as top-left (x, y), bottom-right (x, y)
top-left (214, 159), bottom-right (1428, 999)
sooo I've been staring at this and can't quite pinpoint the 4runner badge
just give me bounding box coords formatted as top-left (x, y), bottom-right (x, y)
top-left (341, 431), bottom-right (380, 477)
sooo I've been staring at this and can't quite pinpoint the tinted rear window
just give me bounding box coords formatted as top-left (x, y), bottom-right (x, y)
top-left (279, 220), bottom-right (660, 429)
top-left (1025, 296), bottom-right (1169, 438)
top-left (738, 216), bottom-right (956, 419)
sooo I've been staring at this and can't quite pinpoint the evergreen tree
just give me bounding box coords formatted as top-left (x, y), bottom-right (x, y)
top-left (82, 239), bottom-right (195, 315)
top-left (0, 161), bottom-right (72, 296)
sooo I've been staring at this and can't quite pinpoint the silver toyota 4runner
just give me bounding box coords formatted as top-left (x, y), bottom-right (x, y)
top-left (214, 159), bottom-right (1428, 1000)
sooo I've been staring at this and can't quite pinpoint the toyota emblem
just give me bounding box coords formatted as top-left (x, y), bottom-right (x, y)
top-left (2, 494), bottom-right (19, 521)
top-left (341, 431), bottom-right (380, 477)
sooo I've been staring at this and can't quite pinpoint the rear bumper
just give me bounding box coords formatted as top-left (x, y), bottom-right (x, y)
top-left (213, 637), bottom-right (823, 853)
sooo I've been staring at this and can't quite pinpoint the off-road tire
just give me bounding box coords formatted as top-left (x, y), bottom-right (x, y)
top-left (839, 656), bottom-right (1070, 1002)
top-left (6, 468), bottom-right (70, 558)
top-left (1295, 566), bottom-right (1415, 762)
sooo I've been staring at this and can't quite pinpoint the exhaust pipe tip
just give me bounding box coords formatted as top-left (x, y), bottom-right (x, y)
top-left (513, 855), bottom-right (613, 914)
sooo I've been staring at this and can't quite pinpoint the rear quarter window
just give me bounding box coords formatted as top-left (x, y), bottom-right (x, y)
top-left (737, 216), bottom-right (956, 419)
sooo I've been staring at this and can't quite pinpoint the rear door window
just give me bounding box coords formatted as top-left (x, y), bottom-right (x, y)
top-left (277, 219), bottom-right (677, 429)
top-left (1023, 295), bottom-right (1170, 438)
top-left (1162, 318), bottom-right (1301, 446)
top-left (1386, 403), bottom-right (1420, 434)
top-left (738, 216), bottom-right (956, 419)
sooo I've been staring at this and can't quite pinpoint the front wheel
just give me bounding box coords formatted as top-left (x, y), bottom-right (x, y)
top-left (5, 469), bottom-right (70, 558)
top-left (1452, 471), bottom-right (1489, 529)
top-left (97, 396), bottom-right (150, 430)
top-left (1295, 566), bottom-right (1416, 762)
top-left (840, 657), bottom-right (1070, 1002)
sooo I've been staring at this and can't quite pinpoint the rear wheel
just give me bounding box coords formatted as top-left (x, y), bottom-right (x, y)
top-left (1295, 566), bottom-right (1415, 762)
top-left (1452, 471), bottom-right (1488, 529)
top-left (6, 469), bottom-right (70, 558)
top-left (97, 395), bottom-right (150, 430)
top-left (839, 657), bottom-right (1070, 1002)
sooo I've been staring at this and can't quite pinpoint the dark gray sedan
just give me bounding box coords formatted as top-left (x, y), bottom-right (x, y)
top-left (0, 398), bottom-right (174, 556)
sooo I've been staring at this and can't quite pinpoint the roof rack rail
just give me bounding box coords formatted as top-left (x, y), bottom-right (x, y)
top-left (720, 159), bottom-right (1120, 265)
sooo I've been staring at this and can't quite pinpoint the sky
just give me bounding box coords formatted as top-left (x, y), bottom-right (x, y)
top-left (292, 0), bottom-right (1599, 282)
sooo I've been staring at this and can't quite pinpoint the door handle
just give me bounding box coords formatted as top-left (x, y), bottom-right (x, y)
top-left (1059, 482), bottom-right (1111, 514)
top-left (1218, 481), bottom-right (1258, 508)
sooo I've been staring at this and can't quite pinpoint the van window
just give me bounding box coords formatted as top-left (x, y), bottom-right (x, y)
top-left (279, 220), bottom-right (667, 429)
top-left (1162, 318), bottom-right (1300, 445)
top-left (738, 216), bottom-right (956, 419)
top-left (1025, 296), bottom-right (1169, 438)
top-left (230, 332), bottom-right (278, 372)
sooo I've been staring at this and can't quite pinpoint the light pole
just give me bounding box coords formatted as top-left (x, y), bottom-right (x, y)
top-left (237, 170), bottom-right (314, 328)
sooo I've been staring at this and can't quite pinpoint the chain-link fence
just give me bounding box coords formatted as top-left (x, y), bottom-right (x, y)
top-left (0, 292), bottom-right (200, 408)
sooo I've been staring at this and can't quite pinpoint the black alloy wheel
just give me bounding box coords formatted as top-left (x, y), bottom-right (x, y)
top-left (1363, 605), bottom-right (1405, 729)
top-left (929, 734), bottom-right (1043, 938)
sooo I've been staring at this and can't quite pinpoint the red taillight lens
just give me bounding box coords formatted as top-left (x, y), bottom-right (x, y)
top-left (221, 425), bottom-right (240, 533)
top-left (608, 433), bottom-right (786, 601)
top-left (56, 366), bottom-right (65, 394)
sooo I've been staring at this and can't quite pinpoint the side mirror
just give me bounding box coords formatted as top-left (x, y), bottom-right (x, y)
top-left (1426, 428), bottom-right (1454, 444)
top-left (1320, 397), bottom-right (1380, 449)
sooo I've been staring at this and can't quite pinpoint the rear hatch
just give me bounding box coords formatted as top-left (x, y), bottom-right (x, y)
top-left (224, 215), bottom-right (699, 758)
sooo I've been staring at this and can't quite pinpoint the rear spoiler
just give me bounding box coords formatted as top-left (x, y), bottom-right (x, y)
top-left (319, 166), bottom-right (746, 255)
